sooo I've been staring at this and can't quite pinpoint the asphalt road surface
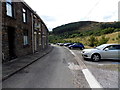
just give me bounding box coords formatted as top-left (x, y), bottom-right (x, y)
top-left (2, 45), bottom-right (90, 88)
top-left (2, 45), bottom-right (119, 88)
top-left (71, 48), bottom-right (119, 88)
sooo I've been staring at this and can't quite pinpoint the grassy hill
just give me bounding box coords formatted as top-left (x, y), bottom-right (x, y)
top-left (49, 21), bottom-right (120, 47)
top-left (64, 32), bottom-right (120, 47)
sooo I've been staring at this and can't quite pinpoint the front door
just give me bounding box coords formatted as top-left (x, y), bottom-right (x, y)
top-left (34, 32), bottom-right (37, 52)
top-left (8, 27), bottom-right (16, 60)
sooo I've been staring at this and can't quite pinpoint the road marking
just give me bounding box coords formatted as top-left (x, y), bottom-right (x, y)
top-left (64, 47), bottom-right (77, 56)
top-left (98, 64), bottom-right (104, 66)
top-left (69, 50), bottom-right (77, 57)
top-left (82, 69), bottom-right (102, 88)
top-left (65, 47), bottom-right (103, 88)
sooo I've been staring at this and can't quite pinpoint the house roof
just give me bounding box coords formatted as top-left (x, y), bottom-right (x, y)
top-left (22, 0), bottom-right (49, 32)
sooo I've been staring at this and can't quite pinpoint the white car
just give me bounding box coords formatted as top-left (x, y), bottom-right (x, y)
top-left (81, 44), bottom-right (120, 61)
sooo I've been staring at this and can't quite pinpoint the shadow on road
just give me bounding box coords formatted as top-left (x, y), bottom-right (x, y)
top-left (84, 58), bottom-right (120, 63)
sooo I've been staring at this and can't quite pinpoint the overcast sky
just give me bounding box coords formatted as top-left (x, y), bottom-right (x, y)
top-left (24, 0), bottom-right (119, 31)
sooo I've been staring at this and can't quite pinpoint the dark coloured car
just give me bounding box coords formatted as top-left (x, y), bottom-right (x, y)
top-left (68, 43), bottom-right (84, 50)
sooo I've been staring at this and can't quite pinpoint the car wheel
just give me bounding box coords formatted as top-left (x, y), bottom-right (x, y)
top-left (91, 54), bottom-right (101, 62)
top-left (82, 47), bottom-right (85, 50)
top-left (70, 47), bottom-right (73, 49)
top-left (69, 47), bottom-right (72, 49)
top-left (79, 47), bottom-right (83, 50)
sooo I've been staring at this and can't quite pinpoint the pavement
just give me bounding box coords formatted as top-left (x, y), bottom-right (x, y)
top-left (2, 45), bottom-right (53, 81)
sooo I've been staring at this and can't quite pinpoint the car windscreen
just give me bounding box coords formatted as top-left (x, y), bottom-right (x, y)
top-left (95, 44), bottom-right (109, 50)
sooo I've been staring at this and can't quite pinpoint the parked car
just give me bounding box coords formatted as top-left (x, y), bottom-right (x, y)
top-left (64, 43), bottom-right (74, 47)
top-left (68, 43), bottom-right (84, 49)
top-left (81, 44), bottom-right (120, 61)
top-left (59, 43), bottom-right (64, 46)
top-left (56, 43), bottom-right (60, 45)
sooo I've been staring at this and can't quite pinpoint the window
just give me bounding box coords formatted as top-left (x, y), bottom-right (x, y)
top-left (23, 30), bottom-right (28, 45)
top-left (38, 23), bottom-right (41, 31)
top-left (107, 45), bottom-right (120, 50)
top-left (22, 8), bottom-right (27, 23)
top-left (38, 33), bottom-right (41, 45)
top-left (42, 24), bottom-right (45, 34)
top-left (6, 0), bottom-right (13, 17)
top-left (115, 45), bottom-right (120, 50)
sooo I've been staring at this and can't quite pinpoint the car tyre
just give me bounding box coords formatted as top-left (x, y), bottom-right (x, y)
top-left (91, 54), bottom-right (101, 62)
top-left (80, 47), bottom-right (84, 50)
top-left (69, 47), bottom-right (73, 49)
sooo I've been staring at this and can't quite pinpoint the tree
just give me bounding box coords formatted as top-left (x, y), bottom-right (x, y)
top-left (88, 36), bottom-right (98, 47)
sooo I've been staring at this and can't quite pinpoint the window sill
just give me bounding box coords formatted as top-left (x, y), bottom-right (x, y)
top-left (6, 15), bottom-right (16, 20)
top-left (23, 44), bottom-right (30, 48)
top-left (23, 22), bottom-right (28, 24)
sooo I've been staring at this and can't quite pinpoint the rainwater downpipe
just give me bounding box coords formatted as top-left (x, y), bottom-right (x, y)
top-left (31, 13), bottom-right (34, 54)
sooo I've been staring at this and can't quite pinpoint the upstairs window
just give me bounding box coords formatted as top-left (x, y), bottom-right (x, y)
top-left (22, 8), bottom-right (27, 23)
top-left (6, 0), bottom-right (13, 17)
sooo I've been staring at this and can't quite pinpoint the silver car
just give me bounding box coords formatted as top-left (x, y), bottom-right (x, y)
top-left (82, 44), bottom-right (120, 61)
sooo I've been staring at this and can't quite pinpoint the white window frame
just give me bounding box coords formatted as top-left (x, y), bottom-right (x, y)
top-left (22, 8), bottom-right (27, 23)
top-left (6, 0), bottom-right (13, 17)
top-left (23, 30), bottom-right (28, 45)
top-left (23, 36), bottom-right (28, 45)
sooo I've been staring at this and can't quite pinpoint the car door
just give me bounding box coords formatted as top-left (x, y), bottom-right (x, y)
top-left (103, 45), bottom-right (119, 59)
top-left (114, 45), bottom-right (120, 60)
top-left (101, 48), bottom-right (112, 59)
top-left (77, 43), bottom-right (82, 48)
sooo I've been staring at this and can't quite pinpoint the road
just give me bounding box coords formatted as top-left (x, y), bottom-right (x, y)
top-left (71, 48), bottom-right (119, 88)
top-left (2, 45), bottom-right (119, 88)
top-left (2, 45), bottom-right (90, 88)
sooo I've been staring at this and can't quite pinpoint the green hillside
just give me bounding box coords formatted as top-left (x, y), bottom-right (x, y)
top-left (49, 21), bottom-right (120, 46)
top-left (65, 32), bottom-right (120, 48)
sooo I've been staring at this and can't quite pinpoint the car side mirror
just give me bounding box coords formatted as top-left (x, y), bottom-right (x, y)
top-left (104, 48), bottom-right (109, 51)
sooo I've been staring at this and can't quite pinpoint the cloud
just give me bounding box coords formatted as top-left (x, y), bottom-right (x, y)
top-left (24, 0), bottom-right (119, 31)
top-left (41, 15), bottom-right (56, 22)
top-left (103, 15), bottom-right (113, 21)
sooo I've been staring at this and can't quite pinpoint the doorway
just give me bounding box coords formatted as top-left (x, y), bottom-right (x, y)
top-left (8, 27), bottom-right (16, 60)
top-left (34, 32), bottom-right (37, 52)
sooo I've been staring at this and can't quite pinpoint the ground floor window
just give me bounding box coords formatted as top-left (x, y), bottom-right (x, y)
top-left (23, 30), bottom-right (28, 45)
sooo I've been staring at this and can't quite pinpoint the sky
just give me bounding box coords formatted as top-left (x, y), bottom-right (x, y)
top-left (24, 0), bottom-right (120, 31)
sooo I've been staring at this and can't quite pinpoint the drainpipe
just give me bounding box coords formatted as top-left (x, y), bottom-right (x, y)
top-left (31, 13), bottom-right (34, 54)
top-left (2, 53), bottom-right (5, 60)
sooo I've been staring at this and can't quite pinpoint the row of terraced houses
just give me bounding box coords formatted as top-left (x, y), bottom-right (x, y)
top-left (2, 0), bottom-right (49, 62)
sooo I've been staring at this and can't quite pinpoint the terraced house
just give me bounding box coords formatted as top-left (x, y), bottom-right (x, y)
top-left (2, 0), bottom-right (49, 62)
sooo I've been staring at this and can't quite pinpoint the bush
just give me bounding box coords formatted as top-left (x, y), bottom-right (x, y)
top-left (88, 36), bottom-right (98, 47)
top-left (116, 34), bottom-right (120, 40)
top-left (118, 34), bottom-right (120, 38)
top-left (112, 38), bottom-right (115, 41)
top-left (114, 28), bottom-right (120, 32)
top-left (98, 36), bottom-right (109, 45)
top-left (101, 27), bottom-right (114, 34)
